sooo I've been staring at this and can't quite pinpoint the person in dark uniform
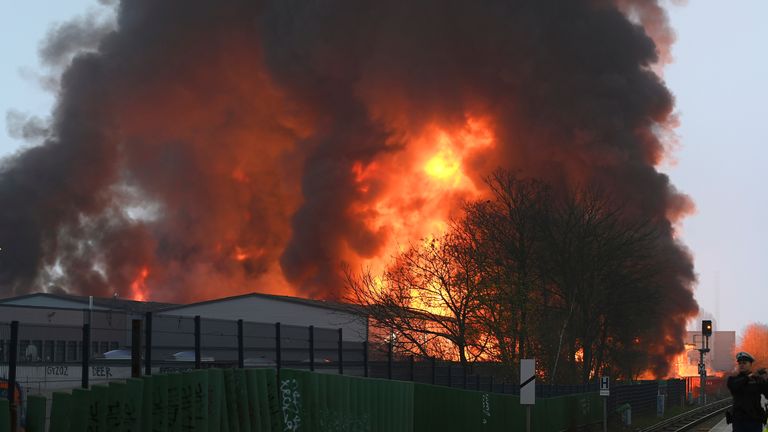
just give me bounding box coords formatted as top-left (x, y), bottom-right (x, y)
top-left (727, 351), bottom-right (768, 432)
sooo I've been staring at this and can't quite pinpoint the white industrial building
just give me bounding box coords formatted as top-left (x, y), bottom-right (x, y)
top-left (0, 291), bottom-right (368, 365)
top-left (159, 292), bottom-right (368, 342)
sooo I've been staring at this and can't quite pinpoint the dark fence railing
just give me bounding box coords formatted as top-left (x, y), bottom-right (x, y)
top-left (0, 311), bottom-right (724, 430)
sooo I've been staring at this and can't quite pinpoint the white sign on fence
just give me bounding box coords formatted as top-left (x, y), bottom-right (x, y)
top-left (600, 376), bottom-right (610, 397)
top-left (520, 358), bottom-right (535, 405)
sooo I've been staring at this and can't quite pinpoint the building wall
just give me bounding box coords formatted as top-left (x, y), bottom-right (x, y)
top-left (683, 330), bottom-right (736, 373)
top-left (0, 306), bottom-right (130, 364)
top-left (711, 331), bottom-right (736, 372)
top-left (161, 296), bottom-right (367, 342)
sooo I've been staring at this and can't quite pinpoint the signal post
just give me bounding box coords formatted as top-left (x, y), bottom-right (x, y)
top-left (698, 320), bottom-right (712, 404)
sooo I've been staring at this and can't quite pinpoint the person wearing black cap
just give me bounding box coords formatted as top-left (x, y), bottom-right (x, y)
top-left (727, 351), bottom-right (768, 431)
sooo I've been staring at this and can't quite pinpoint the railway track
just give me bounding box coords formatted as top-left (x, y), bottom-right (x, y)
top-left (639, 398), bottom-right (731, 432)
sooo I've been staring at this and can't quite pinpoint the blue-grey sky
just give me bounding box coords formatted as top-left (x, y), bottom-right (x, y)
top-left (0, 1), bottom-right (765, 333)
top-left (664, 1), bottom-right (768, 333)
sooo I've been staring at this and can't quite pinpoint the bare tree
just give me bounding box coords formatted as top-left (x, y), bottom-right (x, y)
top-left (345, 229), bottom-right (486, 367)
top-left (346, 168), bottom-right (692, 383)
top-left (462, 170), bottom-right (551, 376)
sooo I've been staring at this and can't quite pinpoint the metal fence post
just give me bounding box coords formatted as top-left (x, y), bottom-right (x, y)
top-left (131, 319), bottom-right (141, 378)
top-left (275, 322), bottom-right (282, 370)
top-left (309, 325), bottom-right (315, 372)
top-left (410, 356), bottom-right (415, 381)
top-left (144, 312), bottom-right (152, 376)
top-left (237, 319), bottom-right (244, 369)
top-left (194, 316), bottom-right (201, 369)
top-left (338, 328), bottom-right (344, 375)
top-left (387, 341), bottom-right (393, 380)
top-left (363, 341), bottom-right (369, 378)
top-left (431, 357), bottom-right (436, 385)
top-left (81, 322), bottom-right (90, 388)
top-left (8, 321), bottom-right (18, 403)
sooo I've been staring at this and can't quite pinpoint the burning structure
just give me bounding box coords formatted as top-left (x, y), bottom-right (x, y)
top-left (0, 1), bottom-right (697, 375)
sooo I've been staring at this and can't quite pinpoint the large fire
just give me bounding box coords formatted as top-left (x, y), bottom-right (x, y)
top-left (130, 117), bottom-right (495, 302)
top-left (130, 267), bottom-right (150, 302)
top-left (0, 0), bottom-right (698, 375)
top-left (350, 117), bottom-right (495, 276)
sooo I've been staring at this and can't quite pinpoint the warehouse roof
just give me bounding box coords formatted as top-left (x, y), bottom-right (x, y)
top-left (0, 292), bottom-right (177, 313)
top-left (158, 291), bottom-right (365, 315)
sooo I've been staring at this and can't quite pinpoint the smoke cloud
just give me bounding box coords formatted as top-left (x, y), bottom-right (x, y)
top-left (0, 0), bottom-right (697, 355)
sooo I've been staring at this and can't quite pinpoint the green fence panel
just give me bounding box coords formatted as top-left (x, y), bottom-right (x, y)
top-left (414, 384), bottom-right (527, 432)
top-left (414, 383), bottom-right (602, 432)
top-left (50, 392), bottom-right (72, 432)
top-left (221, 383), bottom-right (231, 432)
top-left (279, 370), bottom-right (307, 431)
top-left (247, 368), bottom-right (280, 432)
top-left (123, 378), bottom-right (144, 432)
top-left (263, 369), bottom-right (282, 432)
top-left (69, 388), bottom-right (91, 432)
top-left (178, 373), bottom-right (195, 432)
top-left (246, 368), bottom-right (282, 431)
top-left (151, 374), bottom-right (169, 432)
top-left (25, 395), bottom-right (46, 432)
top-left (88, 385), bottom-right (110, 432)
top-left (223, 369), bottom-right (240, 432)
top-left (233, 369), bottom-right (251, 432)
top-left (142, 376), bottom-right (154, 432)
top-left (175, 370), bottom-right (209, 432)
top-left (533, 393), bottom-right (602, 431)
top-left (244, 369), bottom-right (261, 430)
top-left (193, 370), bottom-right (210, 432)
top-left (167, 374), bottom-right (182, 432)
top-left (28, 368), bottom-right (608, 432)
top-left (107, 382), bottom-right (127, 431)
top-left (278, 370), bottom-right (414, 432)
top-left (488, 393), bottom-right (524, 430)
top-left (0, 399), bottom-right (9, 432)
top-left (207, 370), bottom-right (223, 432)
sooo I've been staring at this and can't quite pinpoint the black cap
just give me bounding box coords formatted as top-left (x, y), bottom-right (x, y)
top-left (736, 351), bottom-right (755, 362)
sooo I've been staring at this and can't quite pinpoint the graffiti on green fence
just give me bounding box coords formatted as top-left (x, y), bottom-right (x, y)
top-left (280, 377), bottom-right (302, 431)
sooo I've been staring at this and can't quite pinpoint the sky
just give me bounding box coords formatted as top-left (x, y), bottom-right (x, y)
top-left (0, 1), bottom-right (766, 334)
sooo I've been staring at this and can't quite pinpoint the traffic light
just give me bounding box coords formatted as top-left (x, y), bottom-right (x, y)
top-left (702, 320), bottom-right (712, 337)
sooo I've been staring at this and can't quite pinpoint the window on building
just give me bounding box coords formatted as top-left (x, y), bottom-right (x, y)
top-left (27, 340), bottom-right (42, 362)
top-left (66, 341), bottom-right (77, 362)
top-left (44, 340), bottom-right (54, 362)
top-left (0, 340), bottom-right (6, 362)
top-left (56, 341), bottom-right (66, 362)
top-left (100, 341), bottom-right (109, 355)
top-left (92, 342), bottom-right (99, 357)
top-left (19, 340), bottom-right (30, 362)
top-left (110, 341), bottom-right (119, 351)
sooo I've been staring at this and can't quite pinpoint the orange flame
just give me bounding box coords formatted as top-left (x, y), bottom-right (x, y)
top-left (350, 115), bottom-right (496, 276)
top-left (130, 267), bottom-right (150, 302)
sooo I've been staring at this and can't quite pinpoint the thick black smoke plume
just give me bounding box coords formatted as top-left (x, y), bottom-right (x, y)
top-left (0, 0), bottom-right (696, 353)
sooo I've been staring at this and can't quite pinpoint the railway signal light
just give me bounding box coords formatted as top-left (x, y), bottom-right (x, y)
top-left (702, 320), bottom-right (712, 337)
